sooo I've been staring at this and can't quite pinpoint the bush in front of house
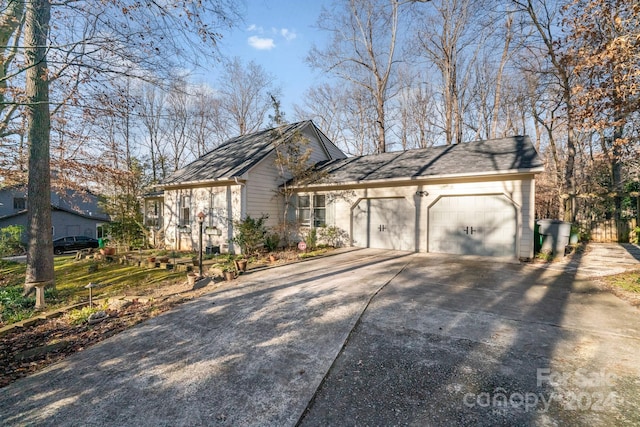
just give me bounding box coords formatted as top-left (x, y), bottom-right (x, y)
top-left (232, 214), bottom-right (268, 256)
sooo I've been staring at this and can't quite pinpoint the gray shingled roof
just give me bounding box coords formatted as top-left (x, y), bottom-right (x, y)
top-left (310, 135), bottom-right (543, 185)
top-left (163, 121), bottom-right (330, 186)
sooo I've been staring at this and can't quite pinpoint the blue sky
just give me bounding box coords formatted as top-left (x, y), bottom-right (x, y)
top-left (198, 0), bottom-right (331, 116)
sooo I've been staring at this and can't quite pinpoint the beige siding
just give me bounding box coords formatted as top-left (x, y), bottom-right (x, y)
top-left (246, 126), bottom-right (336, 230)
top-left (318, 132), bottom-right (347, 160)
top-left (301, 126), bottom-right (333, 164)
top-left (163, 184), bottom-right (243, 253)
top-left (323, 175), bottom-right (536, 259)
top-left (246, 151), bottom-right (283, 229)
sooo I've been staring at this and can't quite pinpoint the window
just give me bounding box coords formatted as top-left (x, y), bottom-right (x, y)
top-left (145, 200), bottom-right (161, 227)
top-left (13, 197), bottom-right (25, 211)
top-left (209, 191), bottom-right (216, 227)
top-left (297, 194), bottom-right (326, 228)
top-left (297, 195), bottom-right (310, 226)
top-left (96, 224), bottom-right (106, 239)
top-left (180, 196), bottom-right (190, 227)
top-left (313, 195), bottom-right (326, 227)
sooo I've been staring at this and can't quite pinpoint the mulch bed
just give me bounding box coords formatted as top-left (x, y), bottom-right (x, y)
top-left (0, 299), bottom-right (179, 388)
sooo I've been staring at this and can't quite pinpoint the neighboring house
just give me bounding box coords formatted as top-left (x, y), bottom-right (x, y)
top-left (149, 120), bottom-right (543, 259)
top-left (0, 186), bottom-right (111, 242)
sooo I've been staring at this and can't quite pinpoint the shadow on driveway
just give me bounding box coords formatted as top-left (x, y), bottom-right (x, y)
top-left (0, 249), bottom-right (413, 426)
top-left (299, 251), bottom-right (640, 426)
top-left (1, 248), bottom-right (639, 426)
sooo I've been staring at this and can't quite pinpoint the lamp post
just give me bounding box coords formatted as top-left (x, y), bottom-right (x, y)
top-left (196, 211), bottom-right (206, 277)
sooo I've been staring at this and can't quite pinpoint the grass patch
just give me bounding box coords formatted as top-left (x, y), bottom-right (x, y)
top-left (299, 248), bottom-right (331, 259)
top-left (602, 270), bottom-right (640, 294)
top-left (1, 255), bottom-right (185, 326)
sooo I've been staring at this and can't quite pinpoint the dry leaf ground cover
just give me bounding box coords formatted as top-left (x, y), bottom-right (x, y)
top-left (0, 255), bottom-right (205, 388)
top-left (0, 248), bottom-right (332, 388)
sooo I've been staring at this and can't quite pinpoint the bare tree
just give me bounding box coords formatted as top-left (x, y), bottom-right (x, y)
top-left (137, 82), bottom-right (167, 183)
top-left (217, 57), bottom-right (279, 138)
top-left (293, 83), bottom-right (349, 145)
top-left (513, 0), bottom-right (578, 221)
top-left (165, 79), bottom-right (191, 172)
top-left (294, 81), bottom-right (379, 155)
top-left (414, 0), bottom-right (487, 145)
top-left (188, 85), bottom-right (221, 158)
top-left (0, 0), bottom-right (24, 140)
top-left (24, 0), bottom-right (54, 293)
top-left (308, 0), bottom-right (408, 153)
top-left (390, 68), bottom-right (438, 149)
top-left (9, 0), bottom-right (241, 296)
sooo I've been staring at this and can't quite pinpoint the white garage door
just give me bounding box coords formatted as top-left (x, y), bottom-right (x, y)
top-left (353, 198), bottom-right (415, 251)
top-left (428, 195), bottom-right (517, 257)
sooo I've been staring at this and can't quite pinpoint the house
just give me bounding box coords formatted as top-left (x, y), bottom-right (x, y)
top-left (0, 186), bottom-right (111, 241)
top-left (152, 120), bottom-right (346, 252)
top-left (150, 121), bottom-right (543, 259)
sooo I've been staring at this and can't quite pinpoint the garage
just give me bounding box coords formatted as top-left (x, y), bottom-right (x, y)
top-left (352, 197), bottom-right (415, 251)
top-left (308, 135), bottom-right (542, 259)
top-left (428, 194), bottom-right (517, 257)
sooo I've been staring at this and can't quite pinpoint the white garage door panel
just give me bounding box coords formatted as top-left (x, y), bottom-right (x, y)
top-left (352, 198), bottom-right (415, 251)
top-left (429, 195), bottom-right (516, 257)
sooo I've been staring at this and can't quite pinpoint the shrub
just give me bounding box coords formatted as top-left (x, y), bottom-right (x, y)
top-left (67, 305), bottom-right (103, 325)
top-left (264, 233), bottom-right (280, 252)
top-left (232, 214), bottom-right (268, 256)
top-left (0, 225), bottom-right (25, 257)
top-left (317, 226), bottom-right (348, 248)
top-left (305, 228), bottom-right (317, 251)
top-left (0, 286), bottom-right (34, 324)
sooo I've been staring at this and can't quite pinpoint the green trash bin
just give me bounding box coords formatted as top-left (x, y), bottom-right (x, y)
top-left (534, 222), bottom-right (543, 253)
top-left (98, 238), bottom-right (105, 249)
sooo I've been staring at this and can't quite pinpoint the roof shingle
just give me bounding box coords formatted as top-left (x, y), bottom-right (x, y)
top-left (311, 135), bottom-right (543, 184)
top-left (163, 121), bottom-right (321, 186)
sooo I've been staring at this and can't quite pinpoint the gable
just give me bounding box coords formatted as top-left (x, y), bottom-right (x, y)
top-left (163, 120), bottom-right (347, 187)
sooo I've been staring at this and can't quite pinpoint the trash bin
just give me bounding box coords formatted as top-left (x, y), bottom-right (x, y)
top-left (98, 238), bottom-right (105, 249)
top-left (206, 245), bottom-right (220, 255)
top-left (537, 219), bottom-right (572, 256)
top-left (534, 222), bottom-right (542, 253)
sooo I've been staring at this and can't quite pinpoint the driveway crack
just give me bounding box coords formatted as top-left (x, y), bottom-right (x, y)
top-left (295, 257), bottom-right (413, 426)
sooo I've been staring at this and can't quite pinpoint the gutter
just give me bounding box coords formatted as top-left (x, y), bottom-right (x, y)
top-left (162, 177), bottom-right (247, 189)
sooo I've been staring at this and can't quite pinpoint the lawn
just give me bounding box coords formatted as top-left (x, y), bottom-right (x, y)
top-left (600, 269), bottom-right (640, 307)
top-left (0, 255), bottom-right (185, 325)
top-left (603, 270), bottom-right (640, 293)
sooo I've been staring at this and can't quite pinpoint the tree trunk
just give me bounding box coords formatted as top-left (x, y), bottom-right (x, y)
top-left (490, 14), bottom-right (512, 139)
top-left (562, 84), bottom-right (576, 223)
top-left (612, 124), bottom-right (624, 219)
top-left (24, 0), bottom-right (54, 295)
top-left (375, 95), bottom-right (386, 153)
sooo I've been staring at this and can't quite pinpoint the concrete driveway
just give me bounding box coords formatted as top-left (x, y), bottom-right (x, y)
top-left (1, 247), bottom-right (639, 426)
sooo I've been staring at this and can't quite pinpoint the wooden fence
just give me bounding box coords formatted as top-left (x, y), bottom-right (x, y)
top-left (577, 219), bottom-right (638, 243)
